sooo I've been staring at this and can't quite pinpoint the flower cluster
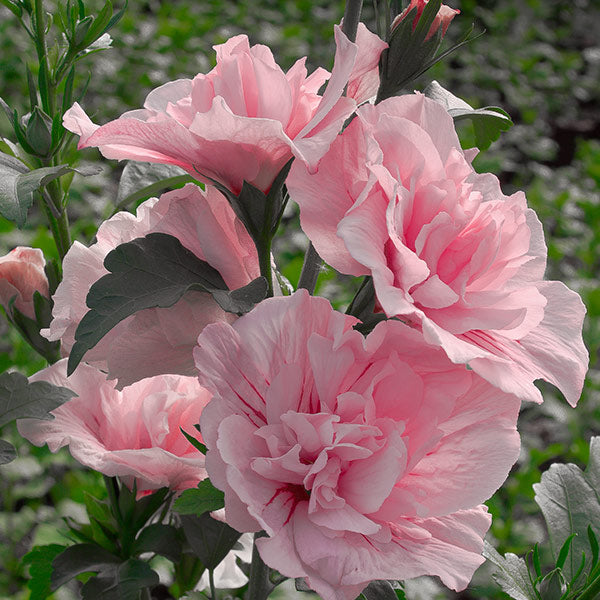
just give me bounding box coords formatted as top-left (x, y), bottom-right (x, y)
top-left (10, 6), bottom-right (588, 600)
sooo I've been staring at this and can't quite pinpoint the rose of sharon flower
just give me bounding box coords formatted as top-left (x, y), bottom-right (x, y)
top-left (43, 183), bottom-right (259, 387)
top-left (194, 290), bottom-right (522, 600)
top-left (392, 0), bottom-right (460, 41)
top-left (287, 94), bottom-right (588, 406)
top-left (18, 359), bottom-right (209, 494)
top-left (0, 246), bottom-right (49, 320)
top-left (63, 27), bottom-right (360, 195)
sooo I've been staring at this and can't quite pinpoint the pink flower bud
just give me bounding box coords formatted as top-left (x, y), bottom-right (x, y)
top-left (392, 0), bottom-right (460, 41)
top-left (0, 247), bottom-right (48, 320)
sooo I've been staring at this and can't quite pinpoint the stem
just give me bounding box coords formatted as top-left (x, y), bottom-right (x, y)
top-left (247, 532), bottom-right (272, 600)
top-left (140, 588), bottom-right (152, 600)
top-left (297, 0), bottom-right (364, 296)
top-left (208, 569), bottom-right (216, 600)
top-left (258, 235), bottom-right (274, 298)
top-left (33, 0), bottom-right (54, 115)
top-left (579, 575), bottom-right (600, 600)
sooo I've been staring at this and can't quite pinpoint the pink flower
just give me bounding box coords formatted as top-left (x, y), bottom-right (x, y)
top-left (347, 23), bottom-right (388, 104)
top-left (194, 290), bottom-right (522, 599)
top-left (63, 27), bottom-right (359, 195)
top-left (287, 94), bottom-right (588, 406)
top-left (43, 183), bottom-right (259, 387)
top-left (0, 246), bottom-right (49, 320)
top-left (392, 0), bottom-right (460, 41)
top-left (18, 359), bottom-right (209, 494)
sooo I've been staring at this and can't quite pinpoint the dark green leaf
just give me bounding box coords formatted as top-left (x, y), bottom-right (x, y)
top-left (483, 541), bottom-right (538, 600)
top-left (51, 543), bottom-right (121, 589)
top-left (73, 15), bottom-right (93, 46)
top-left (115, 161), bottom-right (193, 210)
top-left (181, 513), bottom-right (241, 570)
top-left (533, 544), bottom-right (542, 577)
top-left (25, 107), bottom-right (53, 156)
top-left (132, 523), bottom-right (182, 562)
top-left (180, 427), bottom-right (207, 455)
top-left (423, 81), bottom-right (512, 150)
top-left (533, 436), bottom-right (600, 580)
top-left (68, 232), bottom-right (229, 374)
top-left (132, 487), bottom-right (170, 531)
top-left (588, 526), bottom-right (599, 569)
top-left (211, 276), bottom-right (268, 315)
top-left (0, 438), bottom-right (17, 464)
top-left (23, 544), bottom-right (67, 600)
top-left (0, 370), bottom-right (76, 428)
top-left (538, 568), bottom-right (566, 600)
top-left (80, 559), bottom-right (159, 600)
top-left (173, 479), bottom-right (225, 516)
top-left (361, 580), bottom-right (399, 599)
top-left (61, 66), bottom-right (76, 114)
top-left (0, 0), bottom-right (23, 18)
top-left (557, 534), bottom-right (577, 570)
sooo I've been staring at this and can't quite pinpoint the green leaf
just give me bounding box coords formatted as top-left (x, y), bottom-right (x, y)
top-left (361, 580), bottom-right (399, 599)
top-left (533, 436), bottom-right (600, 580)
top-left (483, 541), bottom-right (538, 600)
top-left (423, 81), bottom-right (513, 150)
top-left (173, 479), bottom-right (225, 516)
top-left (181, 513), bottom-right (241, 570)
top-left (80, 559), bottom-right (159, 600)
top-left (557, 534), bottom-right (577, 570)
top-left (51, 543), bottom-right (121, 589)
top-left (68, 233), bottom-right (264, 374)
top-left (0, 438), bottom-right (17, 465)
top-left (0, 370), bottom-right (76, 428)
top-left (115, 161), bottom-right (193, 210)
top-left (25, 107), bottom-right (53, 156)
top-left (132, 523), bottom-right (182, 562)
top-left (180, 427), bottom-right (207, 455)
top-left (0, 0), bottom-right (23, 18)
top-left (131, 487), bottom-right (170, 532)
top-left (23, 544), bottom-right (67, 600)
top-left (210, 276), bottom-right (268, 315)
top-left (0, 159), bottom-right (69, 226)
top-left (538, 568), bottom-right (566, 600)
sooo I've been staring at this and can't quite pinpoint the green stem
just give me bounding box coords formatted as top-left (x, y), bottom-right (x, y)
top-left (341, 0), bottom-right (364, 41)
top-left (247, 532), bottom-right (272, 600)
top-left (208, 569), bottom-right (216, 600)
top-left (258, 235), bottom-right (274, 298)
top-left (33, 0), bottom-right (54, 115)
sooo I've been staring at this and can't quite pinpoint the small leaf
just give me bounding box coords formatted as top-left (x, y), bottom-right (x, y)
top-left (80, 559), bottom-right (159, 600)
top-left (532, 543), bottom-right (542, 578)
top-left (173, 479), bottom-right (225, 516)
top-left (538, 568), bottom-right (566, 600)
top-left (0, 438), bottom-right (17, 465)
top-left (588, 526), bottom-right (599, 569)
top-left (115, 161), bottom-right (193, 210)
top-left (0, 0), bottom-right (23, 18)
top-left (181, 513), bottom-right (241, 570)
top-left (423, 80), bottom-right (513, 150)
top-left (23, 544), bottom-right (67, 600)
top-left (0, 370), bottom-right (76, 428)
top-left (557, 534), bottom-right (577, 570)
top-left (51, 543), bottom-right (121, 589)
top-left (132, 523), bottom-right (182, 562)
top-left (361, 580), bottom-right (399, 599)
top-left (180, 427), bottom-right (207, 455)
top-left (483, 541), bottom-right (538, 600)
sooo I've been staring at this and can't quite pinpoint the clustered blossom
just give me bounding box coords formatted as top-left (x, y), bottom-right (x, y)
top-left (18, 360), bottom-right (209, 494)
top-left (0, 246), bottom-right (49, 320)
top-left (20, 13), bottom-right (589, 598)
top-left (43, 183), bottom-right (259, 388)
top-left (194, 290), bottom-right (522, 600)
top-left (287, 94), bottom-right (588, 406)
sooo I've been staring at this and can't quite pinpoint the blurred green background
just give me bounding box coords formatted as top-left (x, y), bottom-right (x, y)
top-left (0, 0), bottom-right (598, 598)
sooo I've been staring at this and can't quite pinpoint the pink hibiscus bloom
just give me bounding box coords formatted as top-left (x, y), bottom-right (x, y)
top-left (43, 183), bottom-right (259, 387)
top-left (0, 246), bottom-right (49, 320)
top-left (287, 94), bottom-right (588, 406)
top-left (194, 290), bottom-right (522, 600)
top-left (63, 27), bottom-right (359, 195)
top-left (18, 359), bottom-right (209, 494)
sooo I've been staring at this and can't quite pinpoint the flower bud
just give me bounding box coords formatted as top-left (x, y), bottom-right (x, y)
top-left (0, 246), bottom-right (49, 320)
top-left (392, 0), bottom-right (459, 41)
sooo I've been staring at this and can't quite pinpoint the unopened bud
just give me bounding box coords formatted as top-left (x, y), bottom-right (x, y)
top-left (392, 0), bottom-right (459, 41)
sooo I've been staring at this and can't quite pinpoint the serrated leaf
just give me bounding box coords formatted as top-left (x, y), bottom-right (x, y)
top-left (51, 543), bottom-right (121, 589)
top-left (0, 370), bottom-right (76, 428)
top-left (68, 233), bottom-right (264, 374)
top-left (132, 523), bottom-right (181, 562)
top-left (115, 161), bottom-right (193, 209)
top-left (181, 513), bottom-right (241, 570)
top-left (0, 438), bottom-right (17, 464)
top-left (533, 436), bottom-right (600, 580)
top-left (483, 541), bottom-right (538, 600)
top-left (173, 479), bottom-right (225, 516)
top-left (80, 559), bottom-right (159, 600)
top-left (0, 161), bottom-right (70, 226)
top-left (361, 580), bottom-right (399, 599)
top-left (23, 544), bottom-right (67, 600)
top-left (423, 81), bottom-right (512, 150)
